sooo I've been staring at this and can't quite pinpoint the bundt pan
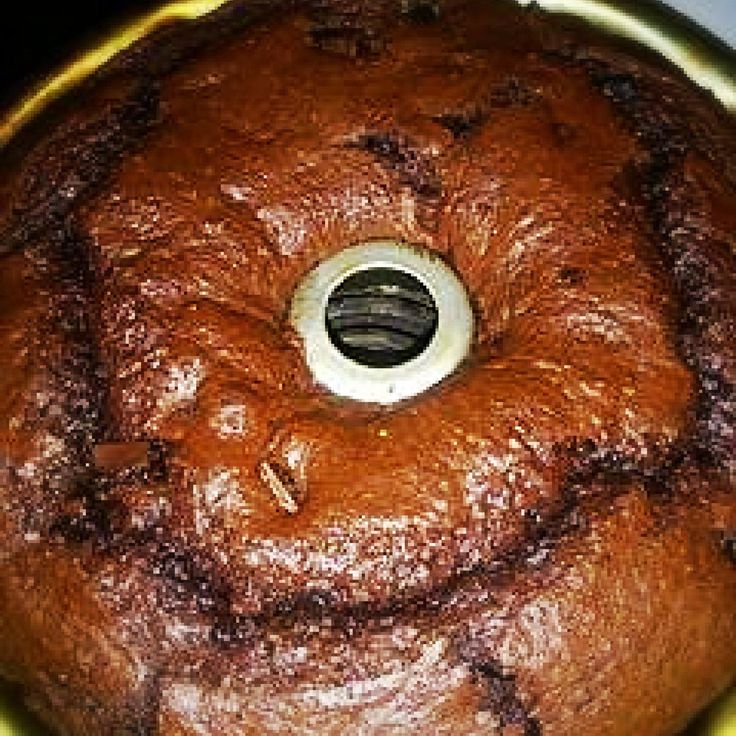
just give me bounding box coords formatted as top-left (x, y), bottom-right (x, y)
top-left (1, 0), bottom-right (735, 734)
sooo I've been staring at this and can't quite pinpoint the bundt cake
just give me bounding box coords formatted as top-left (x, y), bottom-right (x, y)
top-left (1, 1), bottom-right (735, 734)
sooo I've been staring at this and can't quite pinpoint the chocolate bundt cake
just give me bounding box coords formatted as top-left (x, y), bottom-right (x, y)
top-left (1, 1), bottom-right (735, 734)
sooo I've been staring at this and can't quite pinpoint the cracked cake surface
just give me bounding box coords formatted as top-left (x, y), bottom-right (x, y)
top-left (1, 1), bottom-right (735, 734)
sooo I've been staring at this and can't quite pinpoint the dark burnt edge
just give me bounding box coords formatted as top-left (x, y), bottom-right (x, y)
top-left (557, 265), bottom-right (586, 286)
top-left (564, 436), bottom-right (689, 499)
top-left (648, 187), bottom-right (736, 476)
top-left (40, 222), bottom-right (176, 547)
top-left (142, 439), bottom-right (173, 484)
top-left (347, 131), bottom-right (442, 199)
top-left (434, 108), bottom-right (487, 139)
top-left (208, 434), bottom-right (689, 647)
top-left (467, 659), bottom-right (542, 736)
top-left (488, 77), bottom-right (539, 108)
top-left (51, 470), bottom-right (232, 616)
top-left (308, 22), bottom-right (385, 58)
top-left (434, 76), bottom-right (539, 139)
top-left (44, 224), bottom-right (103, 455)
top-left (149, 539), bottom-right (233, 616)
top-left (53, 501), bottom-right (235, 619)
top-left (211, 614), bottom-right (260, 649)
top-left (719, 530), bottom-right (736, 565)
top-left (49, 484), bottom-right (120, 545)
top-left (48, 446), bottom-right (173, 546)
top-left (306, 0), bottom-right (442, 59)
top-left (402, 0), bottom-right (440, 24)
top-left (307, 1), bottom-right (386, 58)
top-left (1, 81), bottom-right (160, 258)
top-left (584, 61), bottom-right (736, 478)
top-left (33, 222), bottom-right (110, 521)
top-left (346, 130), bottom-right (442, 230)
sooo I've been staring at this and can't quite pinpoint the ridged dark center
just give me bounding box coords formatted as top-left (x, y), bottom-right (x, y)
top-left (325, 267), bottom-right (438, 368)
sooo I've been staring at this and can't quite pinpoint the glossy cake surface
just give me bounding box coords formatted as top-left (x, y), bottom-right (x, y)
top-left (1, 1), bottom-right (735, 734)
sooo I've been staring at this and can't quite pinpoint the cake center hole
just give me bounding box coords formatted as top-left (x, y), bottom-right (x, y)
top-left (325, 267), bottom-right (439, 368)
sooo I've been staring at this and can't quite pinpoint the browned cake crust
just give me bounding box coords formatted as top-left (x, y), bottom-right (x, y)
top-left (1, 1), bottom-right (736, 734)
